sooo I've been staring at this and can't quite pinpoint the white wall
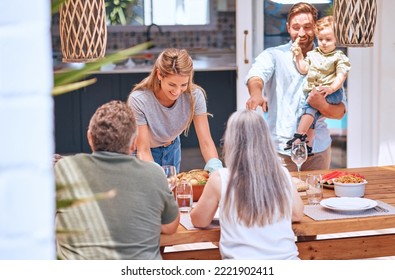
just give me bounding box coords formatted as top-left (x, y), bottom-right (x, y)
top-left (235, 0), bottom-right (265, 110)
top-left (347, 0), bottom-right (395, 167)
top-left (0, 1), bottom-right (55, 259)
top-left (235, 0), bottom-right (254, 110)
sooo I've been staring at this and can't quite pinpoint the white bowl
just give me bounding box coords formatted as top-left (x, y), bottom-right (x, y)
top-left (333, 180), bottom-right (368, 197)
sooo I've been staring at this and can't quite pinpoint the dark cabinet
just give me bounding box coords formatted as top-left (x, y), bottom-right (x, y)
top-left (54, 88), bottom-right (82, 153)
top-left (80, 74), bottom-right (121, 152)
top-left (54, 73), bottom-right (122, 153)
top-left (54, 70), bottom-right (236, 154)
top-left (181, 70), bottom-right (237, 148)
top-left (118, 72), bottom-right (148, 101)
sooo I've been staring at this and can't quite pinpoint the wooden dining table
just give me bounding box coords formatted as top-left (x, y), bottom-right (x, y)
top-left (160, 165), bottom-right (395, 260)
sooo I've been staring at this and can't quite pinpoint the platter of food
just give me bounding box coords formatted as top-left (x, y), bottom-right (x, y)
top-left (321, 171), bottom-right (365, 189)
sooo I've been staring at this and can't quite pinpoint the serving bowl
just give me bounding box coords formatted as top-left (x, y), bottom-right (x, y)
top-left (333, 180), bottom-right (368, 197)
top-left (192, 184), bottom-right (205, 202)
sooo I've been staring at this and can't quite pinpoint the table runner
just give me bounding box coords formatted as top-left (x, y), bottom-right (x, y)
top-left (304, 200), bottom-right (395, 221)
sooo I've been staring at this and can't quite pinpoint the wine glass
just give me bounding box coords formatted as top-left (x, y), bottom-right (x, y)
top-left (161, 165), bottom-right (177, 191)
top-left (291, 142), bottom-right (308, 180)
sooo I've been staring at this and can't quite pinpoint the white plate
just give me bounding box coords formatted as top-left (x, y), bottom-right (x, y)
top-left (320, 197), bottom-right (377, 212)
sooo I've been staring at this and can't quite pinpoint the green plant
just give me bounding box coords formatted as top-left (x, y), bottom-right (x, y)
top-left (324, 4), bottom-right (333, 16)
top-left (105, 0), bottom-right (139, 25)
top-left (55, 182), bottom-right (117, 236)
top-left (52, 42), bottom-right (152, 95)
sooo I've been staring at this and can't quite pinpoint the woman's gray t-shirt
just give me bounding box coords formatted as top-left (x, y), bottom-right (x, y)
top-left (128, 88), bottom-right (207, 147)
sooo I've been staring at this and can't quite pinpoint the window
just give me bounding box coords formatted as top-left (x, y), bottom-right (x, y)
top-left (146, 0), bottom-right (209, 25)
top-left (106, 0), bottom-right (212, 28)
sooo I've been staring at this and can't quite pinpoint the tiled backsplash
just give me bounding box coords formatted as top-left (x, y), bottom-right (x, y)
top-left (52, 11), bottom-right (236, 59)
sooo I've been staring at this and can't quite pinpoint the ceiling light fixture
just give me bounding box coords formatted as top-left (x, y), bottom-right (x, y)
top-left (59, 0), bottom-right (107, 62)
top-left (334, 0), bottom-right (377, 47)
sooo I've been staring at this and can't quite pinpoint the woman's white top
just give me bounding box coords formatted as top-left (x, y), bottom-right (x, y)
top-left (218, 168), bottom-right (299, 260)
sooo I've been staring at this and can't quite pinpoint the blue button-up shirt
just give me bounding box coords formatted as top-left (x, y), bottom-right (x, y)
top-left (245, 41), bottom-right (347, 155)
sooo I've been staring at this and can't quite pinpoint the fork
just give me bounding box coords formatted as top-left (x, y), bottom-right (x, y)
top-left (374, 205), bottom-right (389, 213)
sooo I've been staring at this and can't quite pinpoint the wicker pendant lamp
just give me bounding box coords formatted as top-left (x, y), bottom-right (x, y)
top-left (333, 0), bottom-right (377, 47)
top-left (59, 0), bottom-right (107, 62)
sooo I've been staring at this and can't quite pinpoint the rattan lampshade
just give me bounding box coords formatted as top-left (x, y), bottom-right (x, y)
top-left (333, 0), bottom-right (377, 47)
top-left (59, 0), bottom-right (107, 62)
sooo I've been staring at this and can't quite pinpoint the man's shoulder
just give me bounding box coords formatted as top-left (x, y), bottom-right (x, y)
top-left (138, 160), bottom-right (165, 174)
top-left (253, 42), bottom-right (292, 64)
top-left (56, 153), bottom-right (90, 165)
top-left (264, 42), bottom-right (292, 53)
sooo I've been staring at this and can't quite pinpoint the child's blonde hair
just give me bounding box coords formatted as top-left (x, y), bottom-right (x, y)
top-left (314, 16), bottom-right (334, 35)
top-left (315, 15), bottom-right (334, 34)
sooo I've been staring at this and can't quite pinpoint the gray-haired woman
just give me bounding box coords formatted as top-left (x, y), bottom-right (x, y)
top-left (191, 109), bottom-right (304, 259)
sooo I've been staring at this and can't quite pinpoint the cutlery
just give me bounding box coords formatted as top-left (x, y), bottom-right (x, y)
top-left (373, 205), bottom-right (389, 213)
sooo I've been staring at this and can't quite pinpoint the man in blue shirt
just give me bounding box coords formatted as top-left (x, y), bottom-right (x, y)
top-left (245, 2), bottom-right (346, 171)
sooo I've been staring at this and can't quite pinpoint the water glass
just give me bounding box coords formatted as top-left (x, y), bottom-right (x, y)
top-left (176, 180), bottom-right (193, 213)
top-left (306, 174), bottom-right (323, 205)
top-left (161, 165), bottom-right (177, 191)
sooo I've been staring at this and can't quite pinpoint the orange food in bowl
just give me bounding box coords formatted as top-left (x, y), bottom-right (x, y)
top-left (335, 175), bottom-right (366, 184)
top-left (333, 177), bottom-right (368, 197)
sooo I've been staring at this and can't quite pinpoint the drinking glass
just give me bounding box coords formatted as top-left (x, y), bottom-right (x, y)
top-left (161, 165), bottom-right (177, 191)
top-left (305, 174), bottom-right (323, 205)
top-left (291, 142), bottom-right (308, 180)
top-left (176, 179), bottom-right (193, 213)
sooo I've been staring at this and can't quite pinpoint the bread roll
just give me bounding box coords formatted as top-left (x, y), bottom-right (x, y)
top-left (291, 177), bottom-right (309, 192)
top-left (177, 169), bottom-right (209, 185)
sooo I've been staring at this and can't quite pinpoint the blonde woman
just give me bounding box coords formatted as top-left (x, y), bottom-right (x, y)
top-left (191, 109), bottom-right (304, 260)
top-left (127, 48), bottom-right (222, 173)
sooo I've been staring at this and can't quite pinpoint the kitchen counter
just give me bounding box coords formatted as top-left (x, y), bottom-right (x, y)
top-left (55, 51), bottom-right (236, 73)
